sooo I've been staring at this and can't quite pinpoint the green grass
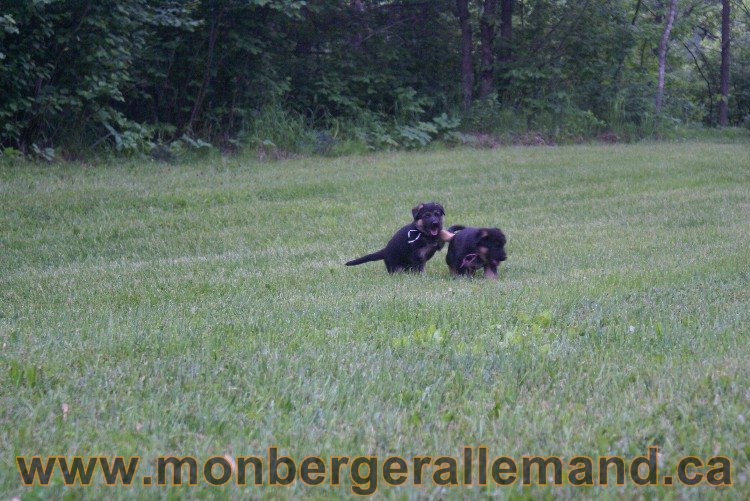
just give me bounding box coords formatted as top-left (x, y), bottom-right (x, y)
top-left (1, 141), bottom-right (749, 499)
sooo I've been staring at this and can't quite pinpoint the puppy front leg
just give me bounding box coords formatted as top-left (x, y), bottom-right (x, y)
top-left (483, 264), bottom-right (498, 280)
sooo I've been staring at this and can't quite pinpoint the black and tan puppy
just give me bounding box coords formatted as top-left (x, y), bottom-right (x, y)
top-left (445, 225), bottom-right (507, 279)
top-left (346, 202), bottom-right (451, 273)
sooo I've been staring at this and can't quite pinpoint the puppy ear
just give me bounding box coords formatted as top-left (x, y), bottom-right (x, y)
top-left (411, 203), bottom-right (425, 219)
top-left (475, 229), bottom-right (490, 246)
top-left (436, 203), bottom-right (445, 216)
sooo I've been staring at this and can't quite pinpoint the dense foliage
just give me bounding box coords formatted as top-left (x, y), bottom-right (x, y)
top-left (1, 0), bottom-right (748, 157)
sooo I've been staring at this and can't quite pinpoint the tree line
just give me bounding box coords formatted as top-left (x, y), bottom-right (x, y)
top-left (1, 1), bottom-right (748, 158)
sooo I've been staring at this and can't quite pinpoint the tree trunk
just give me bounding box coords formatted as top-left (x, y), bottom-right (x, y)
top-left (479, 0), bottom-right (498, 99)
top-left (350, 0), bottom-right (365, 50)
top-left (456, 0), bottom-right (473, 112)
top-left (613, 0), bottom-right (642, 85)
top-left (185, 1), bottom-right (223, 134)
top-left (499, 0), bottom-right (512, 62)
top-left (718, 0), bottom-right (730, 126)
top-left (655, 0), bottom-right (677, 114)
top-left (683, 41), bottom-right (714, 120)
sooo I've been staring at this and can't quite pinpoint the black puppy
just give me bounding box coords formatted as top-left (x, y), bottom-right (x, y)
top-left (445, 225), bottom-right (507, 279)
top-left (346, 202), bottom-right (450, 273)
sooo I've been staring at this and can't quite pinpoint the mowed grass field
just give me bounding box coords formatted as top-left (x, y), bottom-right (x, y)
top-left (1, 141), bottom-right (749, 499)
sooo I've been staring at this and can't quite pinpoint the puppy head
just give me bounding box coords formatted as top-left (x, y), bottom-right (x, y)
top-left (477, 228), bottom-right (507, 265)
top-left (412, 202), bottom-right (445, 237)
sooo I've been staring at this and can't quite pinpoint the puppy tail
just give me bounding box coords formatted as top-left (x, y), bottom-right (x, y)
top-left (346, 249), bottom-right (386, 266)
top-left (448, 225), bottom-right (466, 233)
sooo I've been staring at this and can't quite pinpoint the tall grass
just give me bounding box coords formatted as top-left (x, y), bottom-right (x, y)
top-left (148, 97), bottom-right (750, 162)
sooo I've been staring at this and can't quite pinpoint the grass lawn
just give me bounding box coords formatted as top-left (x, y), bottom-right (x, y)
top-left (1, 141), bottom-right (749, 498)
